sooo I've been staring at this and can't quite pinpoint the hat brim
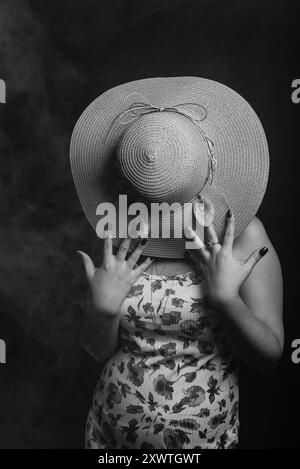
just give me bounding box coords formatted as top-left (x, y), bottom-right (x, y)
top-left (70, 76), bottom-right (269, 258)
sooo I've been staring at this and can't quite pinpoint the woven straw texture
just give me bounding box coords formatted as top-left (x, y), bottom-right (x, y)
top-left (70, 76), bottom-right (269, 258)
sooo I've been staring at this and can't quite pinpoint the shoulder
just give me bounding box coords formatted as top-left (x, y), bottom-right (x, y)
top-left (233, 215), bottom-right (283, 287)
top-left (233, 215), bottom-right (282, 280)
top-left (233, 215), bottom-right (270, 256)
top-left (236, 215), bottom-right (268, 244)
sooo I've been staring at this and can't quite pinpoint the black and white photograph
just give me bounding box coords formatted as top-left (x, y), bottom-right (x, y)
top-left (0, 0), bottom-right (299, 452)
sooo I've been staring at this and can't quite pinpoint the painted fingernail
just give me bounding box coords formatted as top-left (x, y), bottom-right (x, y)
top-left (226, 209), bottom-right (232, 218)
top-left (141, 238), bottom-right (148, 246)
top-left (259, 246), bottom-right (268, 256)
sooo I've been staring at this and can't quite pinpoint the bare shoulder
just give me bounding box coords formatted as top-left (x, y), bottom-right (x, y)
top-left (234, 216), bottom-right (268, 247)
top-left (233, 215), bottom-right (283, 295)
top-left (233, 215), bottom-right (283, 303)
top-left (233, 215), bottom-right (275, 259)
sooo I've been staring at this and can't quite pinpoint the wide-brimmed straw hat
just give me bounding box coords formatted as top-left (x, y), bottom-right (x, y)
top-left (70, 76), bottom-right (269, 258)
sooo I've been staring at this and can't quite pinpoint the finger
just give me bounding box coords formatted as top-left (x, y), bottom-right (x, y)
top-left (116, 236), bottom-right (131, 261)
top-left (222, 210), bottom-right (235, 251)
top-left (185, 226), bottom-right (210, 262)
top-left (243, 246), bottom-right (269, 275)
top-left (102, 234), bottom-right (113, 263)
top-left (205, 223), bottom-right (218, 244)
top-left (77, 250), bottom-right (95, 279)
top-left (133, 256), bottom-right (154, 277)
top-left (127, 238), bottom-right (149, 268)
top-left (205, 223), bottom-right (221, 253)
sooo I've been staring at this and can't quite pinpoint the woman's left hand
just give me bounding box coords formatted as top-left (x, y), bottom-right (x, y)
top-left (185, 210), bottom-right (269, 306)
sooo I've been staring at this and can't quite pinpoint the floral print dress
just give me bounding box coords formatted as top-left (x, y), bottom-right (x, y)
top-left (85, 266), bottom-right (239, 449)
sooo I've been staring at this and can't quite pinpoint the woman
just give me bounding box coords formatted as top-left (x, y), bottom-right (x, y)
top-left (70, 76), bottom-right (284, 449)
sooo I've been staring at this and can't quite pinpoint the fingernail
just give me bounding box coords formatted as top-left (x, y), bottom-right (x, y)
top-left (259, 246), bottom-right (268, 256)
top-left (226, 209), bottom-right (232, 218)
top-left (141, 238), bottom-right (148, 246)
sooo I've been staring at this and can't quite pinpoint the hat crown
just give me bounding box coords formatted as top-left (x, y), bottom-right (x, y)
top-left (144, 145), bottom-right (157, 162)
top-left (116, 112), bottom-right (209, 204)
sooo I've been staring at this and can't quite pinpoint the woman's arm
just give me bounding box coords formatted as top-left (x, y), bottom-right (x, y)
top-left (185, 215), bottom-right (284, 374)
top-left (80, 291), bottom-right (122, 362)
top-left (78, 236), bottom-right (153, 362)
top-left (213, 216), bottom-right (283, 372)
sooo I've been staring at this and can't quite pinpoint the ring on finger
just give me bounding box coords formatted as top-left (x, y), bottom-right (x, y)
top-left (206, 241), bottom-right (220, 249)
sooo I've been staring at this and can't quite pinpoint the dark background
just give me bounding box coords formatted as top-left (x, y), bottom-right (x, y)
top-left (0, 0), bottom-right (299, 448)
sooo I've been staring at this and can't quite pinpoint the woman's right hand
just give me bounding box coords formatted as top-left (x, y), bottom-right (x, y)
top-left (77, 236), bottom-right (153, 318)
